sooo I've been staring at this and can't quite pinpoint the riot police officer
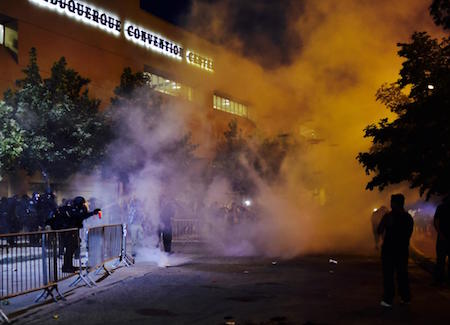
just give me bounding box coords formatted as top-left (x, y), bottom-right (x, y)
top-left (38, 190), bottom-right (58, 228)
top-left (47, 196), bottom-right (100, 273)
top-left (0, 197), bottom-right (8, 234)
top-left (15, 194), bottom-right (31, 232)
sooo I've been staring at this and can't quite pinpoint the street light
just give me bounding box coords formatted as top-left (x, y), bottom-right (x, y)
top-left (427, 84), bottom-right (434, 90)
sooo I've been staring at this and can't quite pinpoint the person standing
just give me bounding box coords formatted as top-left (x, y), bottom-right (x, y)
top-left (433, 195), bottom-right (450, 285)
top-left (158, 196), bottom-right (175, 253)
top-left (377, 194), bottom-right (414, 307)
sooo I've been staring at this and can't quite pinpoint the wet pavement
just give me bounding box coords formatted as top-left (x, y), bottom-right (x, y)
top-left (10, 254), bottom-right (450, 325)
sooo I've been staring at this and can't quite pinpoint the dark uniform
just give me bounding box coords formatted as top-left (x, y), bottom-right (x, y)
top-left (0, 197), bottom-right (8, 234)
top-left (434, 198), bottom-right (450, 284)
top-left (15, 195), bottom-right (31, 232)
top-left (377, 194), bottom-right (414, 305)
top-left (159, 200), bottom-right (174, 253)
top-left (28, 193), bottom-right (41, 232)
top-left (47, 196), bottom-right (100, 273)
top-left (6, 197), bottom-right (20, 234)
top-left (37, 191), bottom-right (58, 229)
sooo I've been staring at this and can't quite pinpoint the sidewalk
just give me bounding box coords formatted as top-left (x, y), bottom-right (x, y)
top-left (2, 242), bottom-right (200, 323)
top-left (1, 257), bottom-right (144, 323)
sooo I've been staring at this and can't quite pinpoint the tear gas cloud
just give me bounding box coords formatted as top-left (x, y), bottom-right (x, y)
top-left (72, 0), bottom-right (442, 258)
top-left (181, 0), bottom-right (442, 255)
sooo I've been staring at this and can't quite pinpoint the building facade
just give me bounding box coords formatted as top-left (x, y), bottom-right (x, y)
top-left (0, 0), bottom-right (255, 147)
top-left (0, 0), bottom-right (259, 195)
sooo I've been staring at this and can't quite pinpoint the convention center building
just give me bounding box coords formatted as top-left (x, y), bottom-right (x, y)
top-left (0, 0), bottom-right (255, 147)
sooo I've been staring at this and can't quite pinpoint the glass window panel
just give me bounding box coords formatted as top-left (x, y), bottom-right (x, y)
top-left (0, 24), bottom-right (4, 45)
top-left (213, 95), bottom-right (248, 117)
top-left (4, 26), bottom-right (18, 54)
top-left (144, 72), bottom-right (193, 101)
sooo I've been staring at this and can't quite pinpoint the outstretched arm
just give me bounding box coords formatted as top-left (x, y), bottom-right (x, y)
top-left (83, 208), bottom-right (101, 221)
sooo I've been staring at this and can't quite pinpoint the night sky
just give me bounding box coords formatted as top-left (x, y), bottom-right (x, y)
top-left (140, 0), bottom-right (192, 26)
top-left (139, 0), bottom-right (304, 69)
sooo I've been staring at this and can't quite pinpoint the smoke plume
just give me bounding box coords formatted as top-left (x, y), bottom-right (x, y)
top-left (70, 0), bottom-right (443, 259)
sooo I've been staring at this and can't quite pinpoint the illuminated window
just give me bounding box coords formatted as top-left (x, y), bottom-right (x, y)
top-left (143, 72), bottom-right (193, 101)
top-left (0, 24), bottom-right (4, 45)
top-left (213, 95), bottom-right (248, 118)
top-left (0, 16), bottom-right (18, 59)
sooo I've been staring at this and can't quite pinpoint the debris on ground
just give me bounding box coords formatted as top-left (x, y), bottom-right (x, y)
top-left (243, 270), bottom-right (249, 274)
top-left (53, 314), bottom-right (59, 320)
top-left (329, 258), bottom-right (338, 264)
top-left (272, 261), bottom-right (278, 265)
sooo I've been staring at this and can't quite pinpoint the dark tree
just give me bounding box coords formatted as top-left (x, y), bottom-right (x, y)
top-left (212, 120), bottom-right (290, 196)
top-left (430, 0), bottom-right (450, 30)
top-left (255, 134), bottom-right (290, 183)
top-left (213, 119), bottom-right (256, 195)
top-left (357, 32), bottom-right (450, 199)
top-left (1, 48), bottom-right (111, 184)
top-left (105, 67), bottom-right (196, 187)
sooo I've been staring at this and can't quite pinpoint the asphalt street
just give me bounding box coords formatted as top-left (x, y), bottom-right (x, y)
top-left (12, 254), bottom-right (450, 325)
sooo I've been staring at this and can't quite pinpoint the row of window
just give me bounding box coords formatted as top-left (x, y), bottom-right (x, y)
top-left (213, 95), bottom-right (249, 118)
top-left (144, 72), bottom-right (193, 101)
top-left (144, 72), bottom-right (249, 119)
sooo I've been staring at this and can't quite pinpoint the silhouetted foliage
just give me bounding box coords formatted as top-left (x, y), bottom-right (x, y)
top-left (357, 32), bottom-right (450, 199)
top-left (430, 0), bottom-right (450, 30)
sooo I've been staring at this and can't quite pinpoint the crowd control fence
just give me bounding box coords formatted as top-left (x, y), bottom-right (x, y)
top-left (0, 224), bottom-right (133, 323)
top-left (0, 229), bottom-right (81, 323)
top-left (172, 218), bottom-right (204, 242)
top-left (70, 224), bottom-right (134, 288)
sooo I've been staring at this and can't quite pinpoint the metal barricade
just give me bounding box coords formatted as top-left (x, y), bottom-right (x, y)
top-left (172, 219), bottom-right (204, 242)
top-left (0, 229), bottom-right (80, 323)
top-left (74, 224), bottom-right (133, 283)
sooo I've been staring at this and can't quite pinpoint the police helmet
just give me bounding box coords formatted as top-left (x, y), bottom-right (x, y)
top-left (73, 196), bottom-right (86, 208)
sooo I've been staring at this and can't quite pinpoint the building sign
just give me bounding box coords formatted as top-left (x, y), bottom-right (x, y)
top-left (29, 0), bottom-right (121, 36)
top-left (124, 21), bottom-right (183, 61)
top-left (28, 0), bottom-right (214, 72)
top-left (186, 50), bottom-right (214, 72)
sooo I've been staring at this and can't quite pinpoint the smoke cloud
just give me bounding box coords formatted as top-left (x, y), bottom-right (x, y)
top-left (68, 0), bottom-right (443, 259)
top-left (180, 0), bottom-right (442, 255)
